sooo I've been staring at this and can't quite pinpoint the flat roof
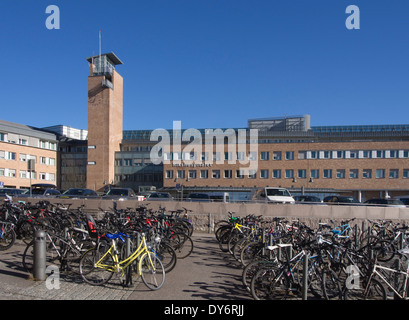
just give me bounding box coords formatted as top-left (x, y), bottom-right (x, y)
top-left (86, 52), bottom-right (123, 65)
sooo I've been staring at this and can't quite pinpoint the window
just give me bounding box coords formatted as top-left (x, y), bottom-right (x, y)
top-left (362, 150), bottom-right (372, 159)
top-left (362, 169), bottom-right (372, 179)
top-left (236, 152), bottom-right (245, 161)
top-left (212, 152), bottom-right (221, 162)
top-left (389, 150), bottom-right (398, 158)
top-left (298, 151), bottom-right (307, 160)
top-left (0, 133), bottom-right (5, 141)
top-left (376, 150), bottom-right (385, 158)
top-left (285, 151), bottom-right (294, 160)
top-left (224, 152), bottom-right (232, 161)
top-left (212, 170), bottom-right (220, 179)
top-left (376, 169), bottom-right (385, 179)
top-left (260, 169), bottom-right (269, 179)
top-left (19, 139), bottom-right (27, 145)
top-left (311, 169), bottom-right (319, 179)
top-left (272, 169), bottom-right (281, 179)
top-left (188, 170), bottom-right (197, 179)
top-left (323, 169), bottom-right (332, 179)
top-left (7, 169), bottom-right (16, 178)
top-left (124, 159), bottom-right (132, 166)
top-left (200, 170), bottom-right (208, 179)
top-left (165, 170), bottom-right (173, 179)
top-left (272, 151), bottom-right (282, 160)
top-left (298, 169), bottom-right (306, 179)
top-left (349, 151), bottom-right (358, 159)
top-left (260, 152), bottom-right (269, 161)
top-left (349, 169), bottom-right (359, 179)
top-left (236, 170), bottom-right (244, 179)
top-left (389, 169), bottom-right (399, 179)
top-left (249, 152), bottom-right (257, 161)
top-left (177, 170), bottom-right (185, 179)
top-left (224, 170), bottom-right (232, 179)
top-left (322, 151), bottom-right (332, 159)
top-left (310, 151), bottom-right (318, 159)
top-left (285, 169), bottom-right (294, 179)
top-left (336, 169), bottom-right (345, 179)
top-left (403, 169), bottom-right (409, 179)
top-left (248, 170), bottom-right (257, 179)
top-left (20, 154), bottom-right (27, 162)
top-left (336, 151), bottom-right (344, 159)
top-left (201, 152), bottom-right (209, 162)
top-left (0, 168), bottom-right (4, 176)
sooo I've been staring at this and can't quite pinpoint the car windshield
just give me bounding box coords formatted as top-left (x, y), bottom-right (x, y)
top-left (107, 189), bottom-right (129, 196)
top-left (64, 189), bottom-right (86, 195)
top-left (155, 193), bottom-right (169, 198)
top-left (266, 189), bottom-right (291, 197)
top-left (339, 197), bottom-right (359, 203)
top-left (31, 189), bottom-right (46, 195)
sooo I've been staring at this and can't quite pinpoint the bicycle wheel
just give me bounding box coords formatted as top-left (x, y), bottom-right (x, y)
top-left (139, 252), bottom-right (165, 290)
top-left (158, 242), bottom-right (177, 273)
top-left (344, 278), bottom-right (386, 300)
top-left (0, 227), bottom-right (16, 251)
top-left (79, 247), bottom-right (115, 286)
top-left (321, 268), bottom-right (342, 300)
top-left (250, 266), bottom-right (289, 300)
top-left (168, 232), bottom-right (193, 259)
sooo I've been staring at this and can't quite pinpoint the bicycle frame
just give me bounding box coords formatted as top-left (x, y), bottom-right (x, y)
top-left (94, 234), bottom-right (154, 277)
top-left (367, 263), bottom-right (409, 299)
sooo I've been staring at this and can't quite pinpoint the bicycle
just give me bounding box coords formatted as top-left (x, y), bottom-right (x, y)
top-left (79, 231), bottom-right (165, 290)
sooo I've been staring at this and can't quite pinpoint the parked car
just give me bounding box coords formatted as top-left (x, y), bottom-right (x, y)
top-left (294, 195), bottom-right (323, 203)
top-left (59, 188), bottom-right (98, 199)
top-left (364, 198), bottom-right (406, 208)
top-left (102, 188), bottom-right (143, 201)
top-left (145, 192), bottom-right (173, 201)
top-left (186, 193), bottom-right (211, 202)
top-left (323, 195), bottom-right (361, 205)
top-left (19, 188), bottom-right (61, 198)
top-left (252, 187), bottom-right (295, 204)
top-left (393, 196), bottom-right (409, 206)
top-left (0, 188), bottom-right (27, 199)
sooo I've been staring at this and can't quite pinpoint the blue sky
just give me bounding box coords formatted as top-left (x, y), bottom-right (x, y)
top-left (1, 0), bottom-right (409, 130)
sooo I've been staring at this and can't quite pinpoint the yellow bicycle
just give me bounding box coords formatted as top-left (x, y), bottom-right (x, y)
top-left (79, 232), bottom-right (165, 290)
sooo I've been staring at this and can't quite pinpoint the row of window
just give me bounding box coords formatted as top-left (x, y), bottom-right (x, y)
top-left (162, 149), bottom-right (409, 162)
top-left (166, 168), bottom-right (409, 180)
top-left (0, 133), bottom-right (57, 150)
top-left (0, 168), bottom-right (55, 181)
top-left (0, 151), bottom-right (56, 166)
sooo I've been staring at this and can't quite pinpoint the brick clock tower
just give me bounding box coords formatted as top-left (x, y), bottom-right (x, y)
top-left (86, 53), bottom-right (123, 191)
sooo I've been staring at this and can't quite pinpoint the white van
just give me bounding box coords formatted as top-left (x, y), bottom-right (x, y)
top-left (252, 187), bottom-right (295, 204)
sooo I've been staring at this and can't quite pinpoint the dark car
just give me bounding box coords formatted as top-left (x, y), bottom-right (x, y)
top-left (101, 188), bottom-right (139, 201)
top-left (59, 188), bottom-right (98, 199)
top-left (364, 198), bottom-right (406, 208)
top-left (145, 192), bottom-right (174, 201)
top-left (323, 195), bottom-right (361, 205)
top-left (0, 188), bottom-right (27, 199)
top-left (19, 188), bottom-right (61, 198)
top-left (185, 193), bottom-right (211, 202)
top-left (294, 195), bottom-right (322, 203)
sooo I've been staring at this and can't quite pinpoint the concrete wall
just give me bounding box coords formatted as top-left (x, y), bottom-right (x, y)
top-left (15, 197), bottom-right (409, 232)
